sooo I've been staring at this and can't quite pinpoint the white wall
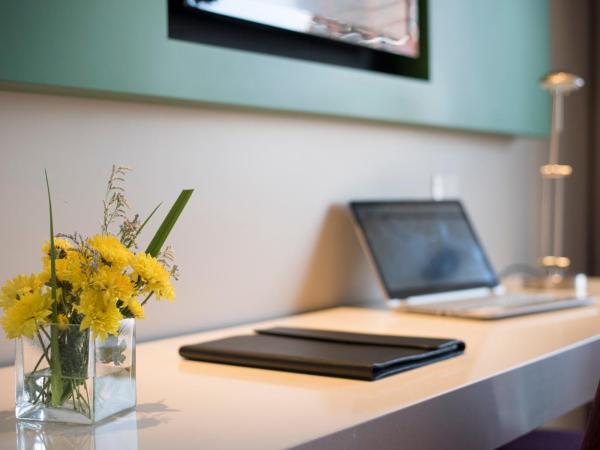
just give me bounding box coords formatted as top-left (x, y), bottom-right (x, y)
top-left (0, 90), bottom-right (545, 365)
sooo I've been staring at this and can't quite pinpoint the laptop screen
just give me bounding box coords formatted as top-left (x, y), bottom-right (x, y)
top-left (350, 201), bottom-right (498, 299)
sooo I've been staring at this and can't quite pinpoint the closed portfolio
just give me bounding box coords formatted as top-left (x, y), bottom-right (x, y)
top-left (179, 327), bottom-right (465, 381)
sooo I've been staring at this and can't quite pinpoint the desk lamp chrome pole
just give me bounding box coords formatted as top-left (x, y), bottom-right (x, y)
top-left (538, 71), bottom-right (584, 286)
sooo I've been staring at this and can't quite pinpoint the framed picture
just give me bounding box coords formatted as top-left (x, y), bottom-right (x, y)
top-left (169, 0), bottom-right (429, 79)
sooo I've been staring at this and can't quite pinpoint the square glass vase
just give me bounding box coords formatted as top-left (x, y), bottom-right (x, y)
top-left (15, 319), bottom-right (136, 424)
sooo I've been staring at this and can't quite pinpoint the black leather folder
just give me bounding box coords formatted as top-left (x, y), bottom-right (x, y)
top-left (179, 327), bottom-right (465, 381)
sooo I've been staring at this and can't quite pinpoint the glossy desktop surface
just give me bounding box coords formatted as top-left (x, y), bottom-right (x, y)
top-left (0, 290), bottom-right (599, 449)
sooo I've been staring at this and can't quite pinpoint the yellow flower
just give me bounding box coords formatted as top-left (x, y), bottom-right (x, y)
top-left (43, 250), bottom-right (88, 290)
top-left (1, 291), bottom-right (52, 339)
top-left (126, 298), bottom-right (145, 319)
top-left (41, 238), bottom-right (72, 263)
top-left (57, 313), bottom-right (69, 330)
top-left (130, 253), bottom-right (175, 301)
top-left (77, 289), bottom-right (123, 341)
top-left (37, 271), bottom-right (50, 285)
top-left (42, 238), bottom-right (73, 276)
top-left (88, 234), bottom-right (132, 270)
top-left (0, 274), bottom-right (45, 308)
top-left (91, 266), bottom-right (134, 305)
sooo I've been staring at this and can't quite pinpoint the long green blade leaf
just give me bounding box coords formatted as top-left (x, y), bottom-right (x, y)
top-left (44, 170), bottom-right (63, 405)
top-left (44, 170), bottom-right (57, 309)
top-left (145, 189), bottom-right (193, 257)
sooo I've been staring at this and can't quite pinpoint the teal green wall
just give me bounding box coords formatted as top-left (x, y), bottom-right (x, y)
top-left (0, 0), bottom-right (550, 136)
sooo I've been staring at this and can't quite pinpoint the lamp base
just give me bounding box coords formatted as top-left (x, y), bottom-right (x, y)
top-left (522, 273), bottom-right (588, 297)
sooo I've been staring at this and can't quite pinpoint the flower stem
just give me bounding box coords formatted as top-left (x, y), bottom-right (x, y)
top-left (35, 332), bottom-right (51, 367)
top-left (49, 327), bottom-right (63, 406)
top-left (70, 381), bottom-right (77, 410)
top-left (32, 379), bottom-right (46, 405)
top-left (140, 292), bottom-right (154, 307)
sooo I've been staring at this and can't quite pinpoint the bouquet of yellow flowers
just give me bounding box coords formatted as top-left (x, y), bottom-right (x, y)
top-left (2, 166), bottom-right (192, 423)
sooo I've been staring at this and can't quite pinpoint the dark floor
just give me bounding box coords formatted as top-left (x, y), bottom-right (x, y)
top-left (497, 429), bottom-right (584, 450)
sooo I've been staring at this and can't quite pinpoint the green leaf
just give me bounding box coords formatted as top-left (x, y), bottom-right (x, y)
top-left (44, 170), bottom-right (63, 406)
top-left (44, 170), bottom-right (57, 310)
top-left (145, 189), bottom-right (193, 257)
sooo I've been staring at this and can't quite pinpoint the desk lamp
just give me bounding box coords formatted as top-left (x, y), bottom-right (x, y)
top-left (532, 71), bottom-right (584, 289)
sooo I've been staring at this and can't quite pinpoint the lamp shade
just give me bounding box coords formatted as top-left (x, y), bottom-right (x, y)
top-left (540, 71), bottom-right (584, 93)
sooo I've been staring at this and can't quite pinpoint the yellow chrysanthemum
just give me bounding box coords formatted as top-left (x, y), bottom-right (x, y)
top-left (37, 271), bottom-right (50, 285)
top-left (91, 266), bottom-right (134, 305)
top-left (130, 253), bottom-right (175, 301)
top-left (88, 234), bottom-right (132, 270)
top-left (41, 238), bottom-right (72, 260)
top-left (0, 274), bottom-right (45, 308)
top-left (43, 250), bottom-right (88, 290)
top-left (1, 291), bottom-right (52, 339)
top-left (57, 313), bottom-right (70, 330)
top-left (126, 299), bottom-right (145, 319)
top-left (77, 289), bottom-right (123, 340)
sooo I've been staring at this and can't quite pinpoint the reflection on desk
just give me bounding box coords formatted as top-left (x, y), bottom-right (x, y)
top-left (10, 401), bottom-right (178, 450)
top-left (16, 411), bottom-right (138, 450)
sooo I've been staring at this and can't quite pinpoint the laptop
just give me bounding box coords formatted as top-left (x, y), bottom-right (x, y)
top-left (350, 200), bottom-right (594, 319)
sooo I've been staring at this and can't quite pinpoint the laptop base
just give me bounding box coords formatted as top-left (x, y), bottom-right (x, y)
top-left (399, 295), bottom-right (595, 320)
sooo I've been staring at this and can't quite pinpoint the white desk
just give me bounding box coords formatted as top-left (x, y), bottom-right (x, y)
top-left (1, 291), bottom-right (600, 449)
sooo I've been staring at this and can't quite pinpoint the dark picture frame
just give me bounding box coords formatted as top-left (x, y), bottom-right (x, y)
top-left (168, 0), bottom-right (429, 79)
